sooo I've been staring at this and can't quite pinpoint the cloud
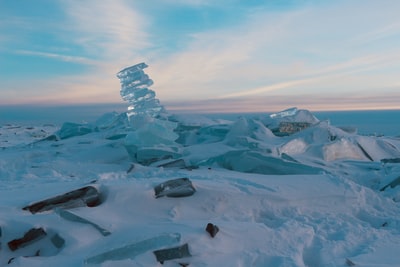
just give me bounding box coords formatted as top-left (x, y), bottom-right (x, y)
top-left (2, 72), bottom-right (122, 105)
top-left (220, 51), bottom-right (400, 98)
top-left (1, 0), bottom-right (153, 105)
top-left (160, 0), bottom-right (236, 7)
top-left (149, 11), bottom-right (296, 100)
top-left (15, 50), bottom-right (97, 65)
top-left (352, 22), bottom-right (400, 44)
top-left (164, 92), bottom-right (400, 113)
top-left (221, 79), bottom-right (315, 98)
top-left (60, 0), bottom-right (150, 63)
top-left (148, 0), bottom-right (400, 106)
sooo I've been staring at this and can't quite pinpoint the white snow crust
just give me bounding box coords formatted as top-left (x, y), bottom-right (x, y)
top-left (1, 108), bottom-right (400, 267)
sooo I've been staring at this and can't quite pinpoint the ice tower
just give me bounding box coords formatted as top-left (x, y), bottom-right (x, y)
top-left (117, 62), bottom-right (180, 164)
top-left (117, 62), bottom-right (165, 118)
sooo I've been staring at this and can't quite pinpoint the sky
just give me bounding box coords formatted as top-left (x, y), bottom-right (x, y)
top-left (1, 0), bottom-right (400, 113)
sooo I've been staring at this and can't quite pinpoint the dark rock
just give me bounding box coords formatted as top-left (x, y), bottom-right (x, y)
top-left (154, 178), bottom-right (196, 198)
top-left (205, 223), bottom-right (219, 238)
top-left (153, 243), bottom-right (191, 264)
top-left (8, 228), bottom-right (47, 251)
top-left (23, 185), bottom-right (103, 214)
top-left (273, 122), bottom-right (312, 136)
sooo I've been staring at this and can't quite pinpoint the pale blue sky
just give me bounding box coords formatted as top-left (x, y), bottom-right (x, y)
top-left (1, 0), bottom-right (399, 112)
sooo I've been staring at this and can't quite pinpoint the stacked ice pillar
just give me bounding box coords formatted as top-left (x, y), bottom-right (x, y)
top-left (117, 62), bottom-right (164, 119)
top-left (117, 63), bottom-right (180, 164)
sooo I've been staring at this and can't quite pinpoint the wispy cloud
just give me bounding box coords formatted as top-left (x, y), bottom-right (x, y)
top-left (221, 52), bottom-right (400, 98)
top-left (161, 0), bottom-right (236, 7)
top-left (164, 92), bottom-right (400, 113)
top-left (149, 0), bottom-right (400, 107)
top-left (3, 0), bottom-right (153, 105)
top-left (352, 22), bottom-right (400, 44)
top-left (15, 50), bottom-right (97, 65)
top-left (150, 11), bottom-right (297, 100)
top-left (222, 79), bottom-right (315, 98)
top-left (60, 0), bottom-right (150, 63)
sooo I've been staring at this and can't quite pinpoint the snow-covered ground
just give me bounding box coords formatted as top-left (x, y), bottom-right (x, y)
top-left (1, 108), bottom-right (400, 267)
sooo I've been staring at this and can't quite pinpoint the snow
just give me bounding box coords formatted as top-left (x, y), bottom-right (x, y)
top-left (1, 106), bottom-right (400, 267)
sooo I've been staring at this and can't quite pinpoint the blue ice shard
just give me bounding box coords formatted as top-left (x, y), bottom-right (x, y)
top-left (84, 233), bottom-right (181, 264)
top-left (270, 107), bottom-right (298, 119)
top-left (117, 63), bottom-right (165, 118)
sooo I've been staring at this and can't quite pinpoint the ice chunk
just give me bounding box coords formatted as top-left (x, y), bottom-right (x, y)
top-left (155, 158), bottom-right (188, 169)
top-left (323, 139), bottom-right (366, 161)
top-left (265, 108), bottom-right (319, 136)
top-left (58, 122), bottom-right (92, 139)
top-left (124, 118), bottom-right (181, 164)
top-left (381, 158), bottom-right (400, 164)
top-left (269, 107), bottom-right (317, 123)
top-left (84, 233), bottom-right (181, 264)
top-left (94, 111), bottom-right (127, 130)
top-left (380, 175), bottom-right (400, 191)
top-left (23, 185), bottom-right (103, 214)
top-left (125, 118), bottom-right (178, 146)
top-left (50, 234), bottom-right (65, 249)
top-left (171, 114), bottom-right (232, 146)
top-left (55, 208), bottom-right (111, 236)
top-left (270, 107), bottom-right (298, 119)
top-left (134, 147), bottom-right (181, 165)
top-left (206, 150), bottom-right (322, 175)
top-left (208, 151), bottom-right (322, 175)
top-left (117, 62), bottom-right (165, 118)
top-left (153, 243), bottom-right (191, 264)
top-left (154, 178), bottom-right (196, 198)
top-left (280, 138), bottom-right (308, 155)
top-left (225, 117), bottom-right (275, 142)
top-left (355, 136), bottom-right (400, 161)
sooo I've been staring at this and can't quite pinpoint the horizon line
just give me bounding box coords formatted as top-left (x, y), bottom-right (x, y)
top-left (1, 101), bottom-right (399, 114)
